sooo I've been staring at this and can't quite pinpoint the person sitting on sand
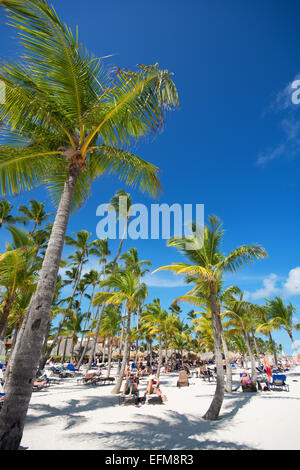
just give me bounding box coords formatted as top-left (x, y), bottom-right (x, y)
top-left (121, 373), bottom-right (139, 397)
top-left (239, 371), bottom-right (257, 392)
top-left (240, 371), bottom-right (251, 385)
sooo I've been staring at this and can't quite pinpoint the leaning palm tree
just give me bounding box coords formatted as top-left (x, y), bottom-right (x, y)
top-left (266, 297), bottom-right (300, 357)
top-left (0, 0), bottom-right (178, 449)
top-left (153, 215), bottom-right (267, 420)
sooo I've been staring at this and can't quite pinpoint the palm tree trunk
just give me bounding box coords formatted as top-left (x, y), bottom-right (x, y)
top-left (111, 307), bottom-right (131, 394)
top-left (107, 339), bottom-right (113, 378)
top-left (0, 163), bottom-right (80, 450)
top-left (116, 304), bottom-right (126, 375)
top-left (203, 282), bottom-right (225, 421)
top-left (288, 331), bottom-right (299, 358)
top-left (85, 304), bottom-right (105, 370)
top-left (62, 338), bottom-right (68, 363)
top-left (0, 292), bottom-right (15, 338)
top-left (220, 328), bottom-right (232, 393)
top-left (252, 330), bottom-right (260, 356)
top-left (244, 331), bottom-right (257, 382)
top-left (269, 332), bottom-right (278, 367)
top-left (157, 332), bottom-right (163, 377)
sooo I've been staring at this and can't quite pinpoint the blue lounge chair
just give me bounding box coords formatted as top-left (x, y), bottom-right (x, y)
top-left (270, 374), bottom-right (289, 392)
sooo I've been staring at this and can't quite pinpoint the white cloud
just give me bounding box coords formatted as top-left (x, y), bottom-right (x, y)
top-left (257, 74), bottom-right (300, 167)
top-left (283, 267), bottom-right (300, 296)
top-left (245, 267), bottom-right (300, 300)
top-left (143, 273), bottom-right (186, 288)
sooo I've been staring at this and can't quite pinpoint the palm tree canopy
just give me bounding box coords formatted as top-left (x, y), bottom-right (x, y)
top-left (0, 0), bottom-right (179, 210)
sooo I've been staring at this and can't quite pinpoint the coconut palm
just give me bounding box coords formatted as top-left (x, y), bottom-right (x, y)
top-left (255, 305), bottom-right (280, 367)
top-left (0, 200), bottom-right (27, 228)
top-left (18, 200), bottom-right (53, 235)
top-left (59, 312), bottom-right (88, 361)
top-left (266, 297), bottom-right (300, 356)
top-left (176, 280), bottom-right (241, 392)
top-left (141, 299), bottom-right (168, 376)
top-left (85, 239), bottom-right (111, 369)
top-left (99, 306), bottom-right (121, 377)
top-left (153, 215), bottom-right (267, 420)
top-left (224, 293), bottom-right (259, 382)
top-left (93, 270), bottom-right (147, 394)
top-left (40, 231), bottom-right (94, 368)
top-left (0, 0), bottom-right (178, 449)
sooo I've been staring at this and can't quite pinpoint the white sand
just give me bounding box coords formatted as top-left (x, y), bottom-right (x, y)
top-left (21, 366), bottom-right (300, 450)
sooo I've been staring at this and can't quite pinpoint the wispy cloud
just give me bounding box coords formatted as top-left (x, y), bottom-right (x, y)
top-left (143, 273), bottom-right (187, 288)
top-left (244, 267), bottom-right (300, 300)
top-left (257, 74), bottom-right (300, 167)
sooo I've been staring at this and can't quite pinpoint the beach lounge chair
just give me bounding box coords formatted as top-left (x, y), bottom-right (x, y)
top-left (177, 370), bottom-right (189, 387)
top-left (270, 374), bottom-right (289, 392)
top-left (118, 386), bottom-right (139, 405)
top-left (78, 371), bottom-right (101, 385)
top-left (99, 376), bottom-right (115, 385)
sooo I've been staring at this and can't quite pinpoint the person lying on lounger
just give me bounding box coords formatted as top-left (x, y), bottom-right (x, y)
top-left (144, 375), bottom-right (166, 402)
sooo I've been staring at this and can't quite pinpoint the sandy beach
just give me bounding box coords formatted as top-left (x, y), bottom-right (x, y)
top-left (21, 365), bottom-right (300, 451)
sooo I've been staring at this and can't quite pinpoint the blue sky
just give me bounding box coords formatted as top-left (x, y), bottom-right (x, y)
top-left (0, 0), bottom-right (299, 353)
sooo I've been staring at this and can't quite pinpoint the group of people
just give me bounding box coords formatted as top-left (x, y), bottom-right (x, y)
top-left (121, 361), bottom-right (167, 404)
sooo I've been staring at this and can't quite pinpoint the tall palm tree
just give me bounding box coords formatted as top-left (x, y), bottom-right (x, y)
top-left (120, 247), bottom-right (151, 361)
top-left (99, 306), bottom-right (121, 378)
top-left (40, 231), bottom-right (93, 368)
top-left (224, 293), bottom-right (259, 382)
top-left (60, 312), bottom-right (88, 361)
top-left (141, 299), bottom-right (168, 376)
top-left (153, 215), bottom-right (267, 420)
top-left (93, 270), bottom-right (147, 394)
top-left (255, 305), bottom-right (279, 367)
top-left (0, 0), bottom-right (178, 448)
top-left (266, 297), bottom-right (300, 356)
top-left (18, 199), bottom-right (53, 235)
top-left (85, 239), bottom-right (111, 369)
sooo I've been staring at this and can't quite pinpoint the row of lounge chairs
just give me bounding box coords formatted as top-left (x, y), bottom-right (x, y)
top-left (77, 371), bottom-right (115, 386)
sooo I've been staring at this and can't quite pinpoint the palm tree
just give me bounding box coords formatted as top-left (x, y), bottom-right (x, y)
top-left (0, 0), bottom-right (178, 449)
top-left (141, 299), bottom-right (168, 376)
top-left (0, 227), bottom-right (38, 341)
top-left (154, 215), bottom-right (267, 420)
top-left (0, 200), bottom-right (26, 228)
top-left (99, 306), bottom-right (121, 377)
top-left (224, 293), bottom-right (259, 382)
top-left (176, 280), bottom-right (241, 392)
top-left (60, 312), bottom-right (88, 361)
top-left (93, 270), bottom-right (147, 394)
top-left (18, 200), bottom-right (53, 235)
top-left (255, 305), bottom-right (279, 367)
top-left (266, 297), bottom-right (300, 356)
top-left (85, 240), bottom-right (111, 369)
top-left (40, 231), bottom-right (94, 368)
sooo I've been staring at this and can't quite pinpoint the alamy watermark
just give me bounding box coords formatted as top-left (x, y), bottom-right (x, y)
top-left (96, 197), bottom-right (204, 250)
top-left (0, 80), bottom-right (5, 104)
top-left (291, 80), bottom-right (300, 105)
